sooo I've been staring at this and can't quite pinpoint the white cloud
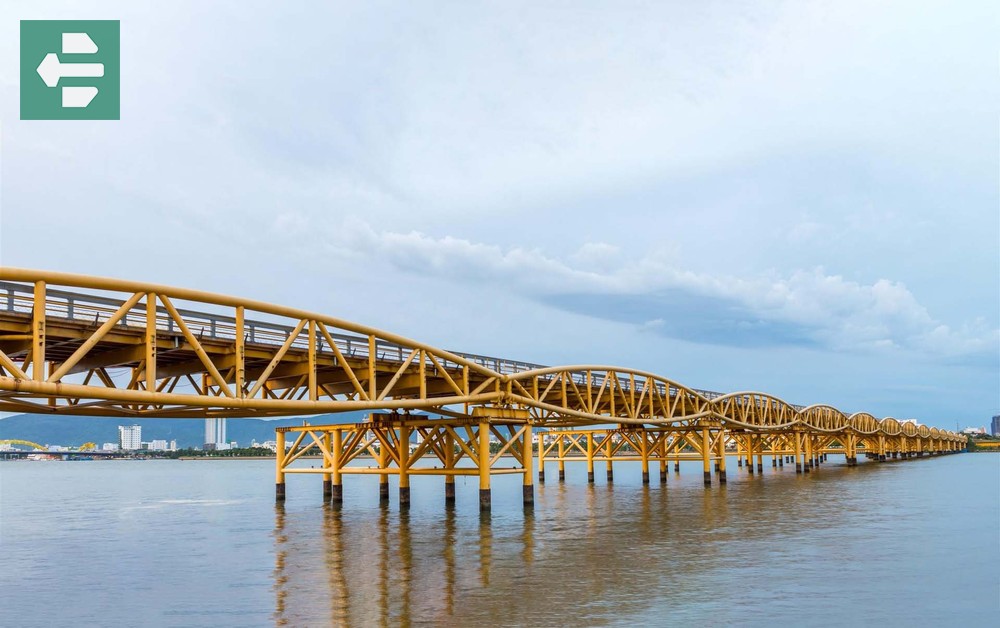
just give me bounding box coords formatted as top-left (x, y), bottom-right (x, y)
top-left (327, 221), bottom-right (998, 359)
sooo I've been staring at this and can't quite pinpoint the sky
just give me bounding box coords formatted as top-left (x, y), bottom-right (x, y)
top-left (1, 1), bottom-right (997, 428)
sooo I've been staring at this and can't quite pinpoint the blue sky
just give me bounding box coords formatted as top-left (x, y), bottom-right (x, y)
top-left (1, 1), bottom-right (997, 428)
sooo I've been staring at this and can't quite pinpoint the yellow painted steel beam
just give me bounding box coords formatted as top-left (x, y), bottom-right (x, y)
top-left (32, 281), bottom-right (45, 381)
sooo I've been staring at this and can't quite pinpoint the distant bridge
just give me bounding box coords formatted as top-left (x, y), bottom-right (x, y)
top-left (0, 269), bottom-right (965, 509)
top-left (0, 449), bottom-right (127, 458)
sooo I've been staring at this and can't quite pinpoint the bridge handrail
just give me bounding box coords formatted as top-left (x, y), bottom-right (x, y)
top-left (1, 279), bottom-right (519, 376)
top-left (0, 279), bottom-right (731, 399)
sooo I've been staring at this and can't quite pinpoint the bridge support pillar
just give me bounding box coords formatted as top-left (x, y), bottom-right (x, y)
top-left (523, 423), bottom-right (534, 508)
top-left (444, 431), bottom-right (456, 506)
top-left (538, 434), bottom-right (546, 484)
top-left (794, 434), bottom-right (802, 473)
top-left (606, 438), bottom-right (614, 483)
top-left (640, 431), bottom-right (650, 485)
top-left (331, 430), bottom-right (343, 504)
top-left (659, 439), bottom-right (668, 482)
top-left (322, 432), bottom-right (333, 500)
top-left (558, 438), bottom-right (566, 482)
top-left (717, 428), bottom-right (727, 484)
top-left (478, 421), bottom-right (491, 512)
top-left (701, 428), bottom-right (712, 487)
top-left (378, 445), bottom-right (390, 503)
top-left (586, 433), bottom-right (595, 483)
top-left (275, 430), bottom-right (286, 501)
top-left (398, 424), bottom-right (411, 509)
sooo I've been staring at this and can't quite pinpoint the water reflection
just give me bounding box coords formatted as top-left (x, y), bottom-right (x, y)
top-left (270, 458), bottom-right (991, 626)
top-left (272, 504), bottom-right (288, 625)
top-left (326, 506), bottom-right (349, 627)
top-left (1, 454), bottom-right (990, 625)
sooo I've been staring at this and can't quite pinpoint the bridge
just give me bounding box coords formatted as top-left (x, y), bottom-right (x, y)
top-left (0, 438), bottom-right (133, 459)
top-left (0, 269), bottom-right (965, 509)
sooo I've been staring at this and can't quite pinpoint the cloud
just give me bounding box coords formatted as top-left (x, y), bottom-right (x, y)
top-left (327, 221), bottom-right (999, 359)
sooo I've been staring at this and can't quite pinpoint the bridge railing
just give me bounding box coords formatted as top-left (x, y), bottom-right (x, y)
top-left (1, 281), bottom-right (586, 379)
top-left (0, 281), bottom-right (778, 409)
top-left (1, 280), bottom-right (461, 367)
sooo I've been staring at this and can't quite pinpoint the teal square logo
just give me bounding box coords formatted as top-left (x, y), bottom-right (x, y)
top-left (20, 20), bottom-right (120, 120)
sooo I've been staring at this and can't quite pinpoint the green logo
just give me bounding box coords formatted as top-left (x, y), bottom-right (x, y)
top-left (20, 20), bottom-right (120, 120)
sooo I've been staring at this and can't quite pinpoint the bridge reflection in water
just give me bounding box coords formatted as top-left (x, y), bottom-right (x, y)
top-left (270, 458), bottom-right (921, 626)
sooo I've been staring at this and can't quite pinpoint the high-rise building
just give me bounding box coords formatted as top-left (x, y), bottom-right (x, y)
top-left (204, 418), bottom-right (227, 448)
top-left (118, 424), bottom-right (142, 450)
top-left (991, 415), bottom-right (1000, 437)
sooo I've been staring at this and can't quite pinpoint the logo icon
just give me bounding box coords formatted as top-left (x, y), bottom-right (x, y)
top-left (21, 20), bottom-right (120, 120)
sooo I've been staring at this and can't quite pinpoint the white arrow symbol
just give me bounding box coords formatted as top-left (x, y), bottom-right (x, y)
top-left (63, 32), bottom-right (99, 54)
top-left (62, 86), bottom-right (99, 108)
top-left (36, 53), bottom-right (105, 88)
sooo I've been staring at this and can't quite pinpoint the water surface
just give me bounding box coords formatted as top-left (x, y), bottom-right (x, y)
top-left (1, 454), bottom-right (997, 626)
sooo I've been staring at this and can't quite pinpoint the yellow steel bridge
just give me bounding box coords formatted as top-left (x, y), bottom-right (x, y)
top-left (0, 269), bottom-right (965, 509)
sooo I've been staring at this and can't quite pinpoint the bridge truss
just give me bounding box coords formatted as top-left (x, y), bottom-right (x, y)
top-left (0, 269), bottom-right (965, 508)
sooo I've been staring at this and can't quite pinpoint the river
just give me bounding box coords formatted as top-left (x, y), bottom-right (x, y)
top-left (1, 453), bottom-right (997, 626)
